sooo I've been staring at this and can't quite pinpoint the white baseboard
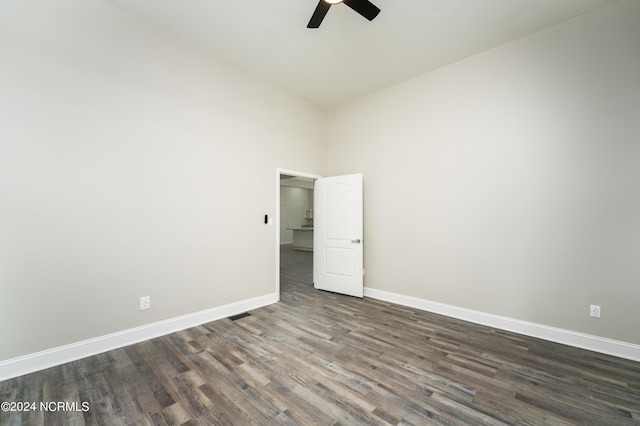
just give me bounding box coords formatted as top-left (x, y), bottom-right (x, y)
top-left (4, 289), bottom-right (637, 382)
top-left (0, 293), bottom-right (278, 382)
top-left (364, 288), bottom-right (640, 363)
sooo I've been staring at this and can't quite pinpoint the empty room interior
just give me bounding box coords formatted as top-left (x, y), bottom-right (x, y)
top-left (1, 0), bottom-right (640, 424)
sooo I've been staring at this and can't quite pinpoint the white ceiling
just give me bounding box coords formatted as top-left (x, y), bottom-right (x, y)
top-left (102, 0), bottom-right (619, 109)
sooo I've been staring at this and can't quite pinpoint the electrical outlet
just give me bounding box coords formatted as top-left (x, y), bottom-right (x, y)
top-left (139, 296), bottom-right (151, 311)
top-left (590, 304), bottom-right (601, 318)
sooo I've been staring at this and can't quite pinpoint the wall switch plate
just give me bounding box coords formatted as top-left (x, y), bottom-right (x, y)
top-left (140, 296), bottom-right (151, 311)
top-left (590, 304), bottom-right (601, 318)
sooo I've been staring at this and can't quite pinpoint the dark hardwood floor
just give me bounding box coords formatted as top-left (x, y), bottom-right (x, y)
top-left (2, 245), bottom-right (639, 425)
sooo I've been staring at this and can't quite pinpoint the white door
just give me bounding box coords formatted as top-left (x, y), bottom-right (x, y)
top-left (313, 173), bottom-right (363, 297)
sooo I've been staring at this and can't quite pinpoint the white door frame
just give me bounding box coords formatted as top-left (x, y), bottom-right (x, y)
top-left (276, 168), bottom-right (322, 298)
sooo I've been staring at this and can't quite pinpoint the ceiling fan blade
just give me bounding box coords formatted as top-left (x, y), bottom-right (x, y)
top-left (343, 0), bottom-right (380, 21)
top-left (307, 1), bottom-right (332, 28)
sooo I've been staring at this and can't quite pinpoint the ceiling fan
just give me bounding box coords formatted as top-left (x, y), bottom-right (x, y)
top-left (307, 0), bottom-right (381, 28)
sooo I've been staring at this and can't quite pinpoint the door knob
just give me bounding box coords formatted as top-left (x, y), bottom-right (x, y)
top-left (351, 239), bottom-right (361, 243)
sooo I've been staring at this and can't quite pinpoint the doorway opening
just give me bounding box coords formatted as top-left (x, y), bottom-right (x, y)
top-left (276, 169), bottom-right (321, 298)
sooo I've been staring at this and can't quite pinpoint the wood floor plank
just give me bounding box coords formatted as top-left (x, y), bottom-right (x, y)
top-left (2, 244), bottom-right (640, 425)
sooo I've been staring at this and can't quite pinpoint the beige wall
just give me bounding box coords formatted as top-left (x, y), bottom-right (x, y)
top-left (328, 1), bottom-right (640, 345)
top-left (0, 0), bottom-right (326, 361)
top-left (280, 185), bottom-right (313, 245)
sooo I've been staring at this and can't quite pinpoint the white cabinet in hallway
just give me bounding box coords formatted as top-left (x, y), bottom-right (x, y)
top-left (288, 227), bottom-right (313, 251)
